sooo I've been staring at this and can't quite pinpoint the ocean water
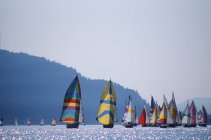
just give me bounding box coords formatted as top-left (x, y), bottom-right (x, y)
top-left (0, 125), bottom-right (211, 140)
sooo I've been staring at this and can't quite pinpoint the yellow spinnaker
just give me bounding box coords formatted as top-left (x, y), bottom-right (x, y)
top-left (97, 80), bottom-right (116, 125)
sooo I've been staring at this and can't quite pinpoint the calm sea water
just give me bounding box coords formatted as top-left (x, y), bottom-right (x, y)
top-left (0, 125), bottom-right (211, 140)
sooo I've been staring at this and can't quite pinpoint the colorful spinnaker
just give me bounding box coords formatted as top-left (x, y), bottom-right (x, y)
top-left (139, 106), bottom-right (149, 127)
top-left (96, 80), bottom-right (117, 128)
top-left (150, 106), bottom-right (158, 126)
top-left (27, 118), bottom-right (32, 126)
top-left (158, 103), bottom-right (167, 128)
top-left (60, 76), bottom-right (81, 128)
top-left (40, 118), bottom-right (44, 126)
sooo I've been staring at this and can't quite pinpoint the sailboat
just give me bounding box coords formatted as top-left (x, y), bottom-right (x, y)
top-left (123, 96), bottom-right (135, 128)
top-left (121, 100), bottom-right (128, 125)
top-left (169, 92), bottom-right (179, 126)
top-left (51, 117), bottom-right (57, 126)
top-left (79, 100), bottom-right (85, 125)
top-left (189, 101), bottom-right (197, 127)
top-left (0, 117), bottom-right (3, 126)
top-left (149, 105), bottom-right (158, 127)
top-left (14, 118), bottom-right (18, 126)
top-left (139, 106), bottom-right (149, 127)
top-left (182, 102), bottom-right (190, 127)
top-left (150, 96), bottom-right (156, 114)
top-left (198, 105), bottom-right (208, 127)
top-left (27, 118), bottom-right (32, 126)
top-left (96, 80), bottom-right (117, 128)
top-left (40, 118), bottom-right (44, 126)
top-left (163, 95), bottom-right (174, 127)
top-left (60, 76), bottom-right (82, 128)
top-left (157, 103), bottom-right (167, 128)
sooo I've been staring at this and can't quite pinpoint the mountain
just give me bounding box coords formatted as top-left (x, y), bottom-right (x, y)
top-left (0, 49), bottom-right (149, 125)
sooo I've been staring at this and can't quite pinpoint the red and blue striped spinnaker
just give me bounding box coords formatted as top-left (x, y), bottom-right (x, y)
top-left (60, 76), bottom-right (81, 124)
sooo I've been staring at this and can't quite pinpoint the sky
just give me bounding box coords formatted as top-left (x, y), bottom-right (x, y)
top-left (0, 0), bottom-right (211, 104)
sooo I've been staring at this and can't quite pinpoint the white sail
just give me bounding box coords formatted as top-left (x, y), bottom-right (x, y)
top-left (176, 110), bottom-right (182, 125)
top-left (15, 118), bottom-right (18, 126)
top-left (51, 117), bottom-right (57, 126)
top-left (79, 101), bottom-right (85, 124)
top-left (145, 107), bottom-right (150, 125)
top-left (125, 97), bottom-right (135, 124)
top-left (27, 118), bottom-right (31, 126)
top-left (163, 95), bottom-right (174, 125)
top-left (40, 118), bottom-right (44, 125)
top-left (122, 100), bottom-right (128, 124)
top-left (182, 102), bottom-right (190, 125)
top-left (167, 108), bottom-right (174, 125)
top-left (163, 95), bottom-right (169, 109)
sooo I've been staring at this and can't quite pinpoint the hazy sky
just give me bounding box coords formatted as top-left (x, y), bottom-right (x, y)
top-left (0, 0), bottom-right (211, 104)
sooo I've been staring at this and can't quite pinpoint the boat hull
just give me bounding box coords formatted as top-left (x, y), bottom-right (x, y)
top-left (103, 124), bottom-right (114, 128)
top-left (183, 124), bottom-right (190, 127)
top-left (167, 124), bottom-right (175, 128)
top-left (160, 124), bottom-right (167, 128)
top-left (66, 122), bottom-right (79, 128)
top-left (125, 123), bottom-right (134, 128)
top-left (190, 124), bottom-right (196, 127)
top-left (198, 124), bottom-right (207, 127)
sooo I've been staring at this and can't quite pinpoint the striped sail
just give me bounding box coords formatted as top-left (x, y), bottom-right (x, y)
top-left (158, 103), bottom-right (167, 124)
top-left (96, 80), bottom-right (116, 125)
top-left (60, 76), bottom-right (81, 124)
